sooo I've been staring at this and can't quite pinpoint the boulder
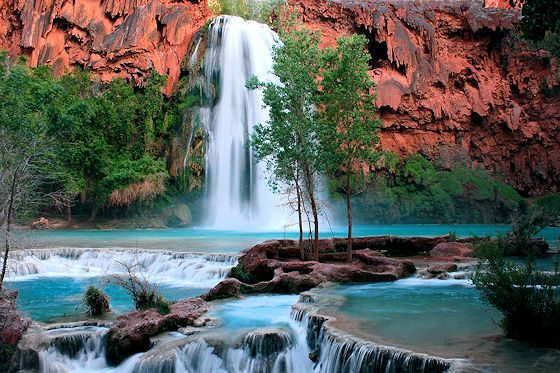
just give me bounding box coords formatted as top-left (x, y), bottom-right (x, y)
top-left (0, 290), bottom-right (31, 372)
top-left (427, 263), bottom-right (458, 274)
top-left (201, 278), bottom-right (242, 302)
top-left (212, 238), bottom-right (417, 299)
top-left (105, 297), bottom-right (209, 365)
top-left (0, 290), bottom-right (31, 346)
top-left (430, 242), bottom-right (474, 258)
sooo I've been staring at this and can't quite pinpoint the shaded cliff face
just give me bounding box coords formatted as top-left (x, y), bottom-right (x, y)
top-left (0, 0), bottom-right (212, 93)
top-left (294, 0), bottom-right (559, 196)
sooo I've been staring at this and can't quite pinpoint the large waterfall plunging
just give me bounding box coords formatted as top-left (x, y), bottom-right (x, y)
top-left (195, 16), bottom-right (288, 230)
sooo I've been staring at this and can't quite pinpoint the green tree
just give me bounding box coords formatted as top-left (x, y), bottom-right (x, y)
top-left (318, 35), bottom-right (381, 261)
top-left (248, 15), bottom-right (324, 260)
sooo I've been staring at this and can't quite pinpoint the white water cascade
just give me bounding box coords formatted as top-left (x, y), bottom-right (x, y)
top-left (195, 16), bottom-right (289, 230)
top-left (6, 248), bottom-right (237, 288)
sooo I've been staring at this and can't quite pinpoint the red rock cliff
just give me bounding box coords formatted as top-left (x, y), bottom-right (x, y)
top-left (0, 0), bottom-right (212, 93)
top-left (294, 0), bottom-right (559, 196)
top-left (0, 0), bottom-right (558, 195)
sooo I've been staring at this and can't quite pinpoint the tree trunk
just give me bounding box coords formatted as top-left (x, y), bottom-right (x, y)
top-left (66, 205), bottom-right (72, 224)
top-left (89, 204), bottom-right (97, 222)
top-left (302, 163), bottom-right (319, 262)
top-left (0, 172), bottom-right (17, 291)
top-left (346, 173), bottom-right (353, 262)
top-left (295, 178), bottom-right (304, 261)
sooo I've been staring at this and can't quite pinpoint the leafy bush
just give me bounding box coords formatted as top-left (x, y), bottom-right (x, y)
top-left (344, 153), bottom-right (526, 224)
top-left (473, 240), bottom-right (560, 347)
top-left (210, 0), bottom-right (286, 22)
top-left (83, 285), bottom-right (110, 316)
top-left (109, 258), bottom-right (170, 314)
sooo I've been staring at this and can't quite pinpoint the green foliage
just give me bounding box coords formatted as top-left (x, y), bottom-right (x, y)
top-left (248, 11), bottom-right (324, 249)
top-left (473, 240), bottom-right (560, 347)
top-left (0, 344), bottom-right (15, 372)
top-left (348, 153), bottom-right (525, 223)
top-left (511, 0), bottom-right (560, 56)
top-left (318, 34), bottom-right (381, 191)
top-left (533, 193), bottom-right (560, 224)
top-left (0, 53), bottom-right (193, 219)
top-left (83, 285), bottom-right (110, 316)
top-left (514, 0), bottom-right (560, 41)
top-left (508, 210), bottom-right (549, 256)
top-left (211, 0), bottom-right (286, 23)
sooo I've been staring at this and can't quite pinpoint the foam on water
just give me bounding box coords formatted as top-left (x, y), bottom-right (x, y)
top-left (6, 248), bottom-right (237, 288)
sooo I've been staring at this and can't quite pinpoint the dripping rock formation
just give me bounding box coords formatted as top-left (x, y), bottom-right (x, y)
top-left (292, 0), bottom-right (559, 195)
top-left (0, 0), bottom-right (211, 93)
top-left (0, 0), bottom-right (558, 194)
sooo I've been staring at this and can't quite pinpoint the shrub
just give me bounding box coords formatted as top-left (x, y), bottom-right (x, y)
top-left (109, 257), bottom-right (170, 314)
top-left (473, 241), bottom-right (560, 347)
top-left (508, 210), bottom-right (549, 257)
top-left (83, 285), bottom-right (110, 316)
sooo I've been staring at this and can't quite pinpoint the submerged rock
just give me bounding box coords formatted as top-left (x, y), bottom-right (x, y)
top-left (105, 297), bottom-right (210, 365)
top-left (427, 263), bottom-right (459, 275)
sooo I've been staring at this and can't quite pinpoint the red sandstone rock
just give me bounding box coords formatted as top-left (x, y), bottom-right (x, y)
top-left (427, 263), bottom-right (459, 274)
top-left (0, 0), bottom-right (212, 94)
top-left (430, 242), bottom-right (474, 258)
top-left (292, 0), bottom-right (559, 195)
top-left (204, 237), bottom-right (418, 299)
top-left (201, 278), bottom-right (242, 301)
top-left (0, 290), bottom-right (31, 346)
top-left (0, 0), bottom-right (557, 194)
top-left (105, 297), bottom-right (209, 365)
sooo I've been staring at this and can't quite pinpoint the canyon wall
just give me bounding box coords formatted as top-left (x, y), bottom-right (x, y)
top-left (0, 0), bottom-right (211, 93)
top-left (0, 0), bottom-right (558, 195)
top-left (294, 0), bottom-right (559, 196)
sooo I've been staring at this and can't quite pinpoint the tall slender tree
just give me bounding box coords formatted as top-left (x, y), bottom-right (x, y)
top-left (318, 35), bottom-right (381, 262)
top-left (248, 15), bottom-right (324, 261)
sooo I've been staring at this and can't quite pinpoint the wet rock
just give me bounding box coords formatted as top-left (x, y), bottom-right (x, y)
top-left (430, 242), bottom-right (474, 258)
top-left (427, 263), bottom-right (458, 274)
top-left (207, 238), bottom-right (417, 299)
top-left (0, 290), bottom-right (31, 346)
top-left (105, 297), bottom-right (209, 365)
top-left (0, 290), bottom-right (31, 372)
top-left (201, 278), bottom-right (241, 301)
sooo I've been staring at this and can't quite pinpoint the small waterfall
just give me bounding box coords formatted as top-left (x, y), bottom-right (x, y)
top-left (6, 248), bottom-right (237, 287)
top-left (38, 327), bottom-right (112, 372)
top-left (193, 15), bottom-right (289, 230)
top-left (291, 305), bottom-right (454, 373)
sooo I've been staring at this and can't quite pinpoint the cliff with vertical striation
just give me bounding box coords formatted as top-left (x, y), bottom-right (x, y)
top-left (0, 0), bottom-right (558, 195)
top-left (0, 0), bottom-right (212, 93)
top-left (294, 0), bottom-right (559, 195)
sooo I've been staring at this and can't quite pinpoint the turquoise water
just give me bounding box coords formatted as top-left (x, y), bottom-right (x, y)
top-left (210, 294), bottom-right (300, 330)
top-left (308, 280), bottom-right (560, 371)
top-left (7, 276), bottom-right (207, 323)
top-left (21, 225), bottom-right (560, 252)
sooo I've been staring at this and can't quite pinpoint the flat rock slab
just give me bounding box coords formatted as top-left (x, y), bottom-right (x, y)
top-left (203, 238), bottom-right (419, 301)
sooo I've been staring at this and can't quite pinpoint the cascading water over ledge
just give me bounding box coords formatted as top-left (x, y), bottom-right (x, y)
top-left (291, 303), bottom-right (457, 373)
top-left (6, 248), bottom-right (237, 287)
top-left (189, 15), bottom-right (290, 230)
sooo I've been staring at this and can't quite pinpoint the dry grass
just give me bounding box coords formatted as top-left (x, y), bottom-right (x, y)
top-left (108, 176), bottom-right (165, 207)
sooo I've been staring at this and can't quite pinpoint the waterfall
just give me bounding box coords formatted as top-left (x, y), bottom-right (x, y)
top-left (290, 304), bottom-right (455, 373)
top-left (6, 248), bottom-right (237, 287)
top-left (194, 15), bottom-right (289, 230)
